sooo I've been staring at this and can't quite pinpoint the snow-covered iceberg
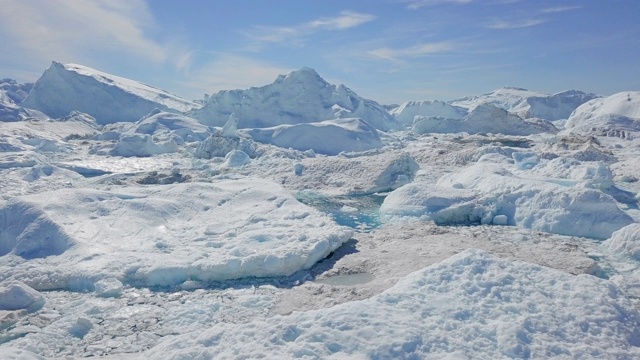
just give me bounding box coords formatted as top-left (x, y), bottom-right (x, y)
top-left (21, 62), bottom-right (200, 124)
top-left (190, 67), bottom-right (400, 131)
top-left (564, 91), bottom-right (640, 137)
top-left (0, 179), bottom-right (353, 289)
top-left (412, 103), bottom-right (557, 136)
top-left (391, 100), bottom-right (468, 125)
top-left (140, 249), bottom-right (640, 359)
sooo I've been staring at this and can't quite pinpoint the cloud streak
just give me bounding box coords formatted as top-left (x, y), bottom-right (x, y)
top-left (402, 0), bottom-right (472, 9)
top-left (487, 19), bottom-right (546, 30)
top-left (245, 10), bottom-right (375, 47)
top-left (541, 6), bottom-right (582, 14)
top-left (0, 0), bottom-right (168, 67)
top-left (367, 42), bottom-right (455, 62)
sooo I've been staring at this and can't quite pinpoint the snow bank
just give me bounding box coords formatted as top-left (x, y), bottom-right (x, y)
top-left (602, 224), bottom-right (640, 260)
top-left (141, 249), bottom-right (640, 359)
top-left (190, 67), bottom-right (400, 131)
top-left (412, 103), bottom-right (557, 136)
top-left (0, 281), bottom-right (45, 312)
top-left (242, 118), bottom-right (384, 155)
top-left (0, 179), bottom-right (353, 289)
top-left (564, 91), bottom-right (640, 136)
top-left (391, 100), bottom-right (467, 124)
top-left (21, 62), bottom-right (199, 124)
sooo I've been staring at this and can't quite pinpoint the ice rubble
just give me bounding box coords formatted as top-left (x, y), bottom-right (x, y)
top-left (190, 67), bottom-right (400, 131)
top-left (564, 91), bottom-right (640, 136)
top-left (140, 249), bottom-right (640, 359)
top-left (382, 159), bottom-right (633, 239)
top-left (21, 62), bottom-right (200, 124)
top-left (242, 118), bottom-right (384, 155)
top-left (0, 179), bottom-right (353, 289)
top-left (412, 103), bottom-right (557, 136)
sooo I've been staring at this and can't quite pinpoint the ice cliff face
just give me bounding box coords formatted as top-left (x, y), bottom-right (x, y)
top-left (189, 67), bottom-right (400, 131)
top-left (21, 62), bottom-right (200, 124)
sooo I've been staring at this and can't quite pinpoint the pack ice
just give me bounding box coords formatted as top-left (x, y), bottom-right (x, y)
top-left (1, 62), bottom-right (639, 359)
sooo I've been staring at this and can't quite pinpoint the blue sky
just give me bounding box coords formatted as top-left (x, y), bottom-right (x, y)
top-left (0, 0), bottom-right (638, 104)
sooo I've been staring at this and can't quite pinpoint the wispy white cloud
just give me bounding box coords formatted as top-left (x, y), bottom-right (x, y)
top-left (177, 54), bottom-right (291, 99)
top-left (0, 0), bottom-right (168, 67)
top-left (245, 10), bottom-right (375, 47)
top-left (487, 19), bottom-right (546, 29)
top-left (402, 0), bottom-right (472, 10)
top-left (367, 42), bottom-right (455, 62)
top-left (541, 6), bottom-right (582, 14)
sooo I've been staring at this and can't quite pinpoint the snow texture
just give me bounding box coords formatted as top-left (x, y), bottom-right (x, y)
top-left (141, 249), bottom-right (640, 359)
top-left (21, 62), bottom-right (199, 124)
top-left (242, 118), bottom-right (384, 155)
top-left (190, 67), bottom-right (400, 131)
top-left (0, 179), bottom-right (353, 289)
top-left (603, 224), bottom-right (640, 261)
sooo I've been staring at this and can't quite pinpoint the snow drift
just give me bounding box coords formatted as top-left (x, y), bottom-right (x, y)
top-left (190, 67), bottom-right (400, 131)
top-left (21, 62), bottom-right (199, 124)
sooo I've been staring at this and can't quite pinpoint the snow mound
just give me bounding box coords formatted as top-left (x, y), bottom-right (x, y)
top-left (450, 86), bottom-right (547, 111)
top-left (110, 133), bottom-right (178, 157)
top-left (222, 150), bottom-right (250, 167)
top-left (564, 91), bottom-right (640, 136)
top-left (512, 90), bottom-right (600, 120)
top-left (242, 118), bottom-right (384, 155)
top-left (413, 103), bottom-right (557, 135)
top-left (132, 109), bottom-right (211, 143)
top-left (391, 100), bottom-right (467, 124)
top-left (21, 62), bottom-right (200, 124)
top-left (141, 249), bottom-right (640, 359)
top-left (0, 281), bottom-right (45, 312)
top-left (0, 179), bottom-right (353, 289)
top-left (380, 184), bottom-right (479, 224)
top-left (190, 67), bottom-right (400, 131)
top-left (602, 224), bottom-right (640, 260)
